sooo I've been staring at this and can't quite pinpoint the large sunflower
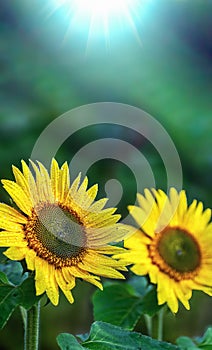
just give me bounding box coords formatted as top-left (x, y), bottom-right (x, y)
top-left (115, 188), bottom-right (212, 313)
top-left (0, 159), bottom-right (128, 305)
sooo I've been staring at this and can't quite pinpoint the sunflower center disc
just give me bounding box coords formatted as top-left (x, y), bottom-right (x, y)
top-left (34, 204), bottom-right (86, 259)
top-left (158, 228), bottom-right (201, 272)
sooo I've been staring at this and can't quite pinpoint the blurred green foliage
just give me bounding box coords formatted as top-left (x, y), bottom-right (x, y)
top-left (0, 0), bottom-right (211, 349)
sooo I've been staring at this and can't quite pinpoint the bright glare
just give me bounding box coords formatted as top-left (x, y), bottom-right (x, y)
top-left (72, 0), bottom-right (136, 17)
top-left (49, 0), bottom-right (145, 45)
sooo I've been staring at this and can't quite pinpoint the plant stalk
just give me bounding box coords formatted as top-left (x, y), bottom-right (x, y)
top-left (144, 314), bottom-right (153, 337)
top-left (157, 307), bottom-right (165, 341)
top-left (24, 301), bottom-right (40, 350)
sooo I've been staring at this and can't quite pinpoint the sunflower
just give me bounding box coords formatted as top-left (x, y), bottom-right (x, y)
top-left (114, 188), bottom-right (212, 313)
top-left (0, 159), bottom-right (128, 305)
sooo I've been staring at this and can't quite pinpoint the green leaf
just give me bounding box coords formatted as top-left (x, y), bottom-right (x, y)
top-left (58, 322), bottom-right (181, 350)
top-left (176, 336), bottom-right (197, 349)
top-left (84, 322), bottom-right (180, 350)
top-left (58, 321), bottom-right (180, 350)
top-left (0, 275), bottom-right (41, 329)
top-left (0, 261), bottom-right (25, 285)
top-left (141, 288), bottom-right (162, 316)
top-left (57, 333), bottom-right (87, 350)
top-left (0, 248), bottom-right (7, 264)
top-left (19, 276), bottom-right (41, 310)
top-left (128, 276), bottom-right (151, 297)
top-left (0, 271), bottom-right (10, 284)
top-left (0, 284), bottom-right (22, 329)
top-left (93, 282), bottom-right (162, 330)
top-left (176, 328), bottom-right (212, 350)
top-left (93, 283), bottom-right (143, 330)
top-left (199, 327), bottom-right (212, 348)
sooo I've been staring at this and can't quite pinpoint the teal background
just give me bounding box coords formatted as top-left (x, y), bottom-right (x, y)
top-left (0, 0), bottom-right (211, 349)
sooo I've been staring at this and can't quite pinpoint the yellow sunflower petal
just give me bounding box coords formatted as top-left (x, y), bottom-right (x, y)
top-left (183, 200), bottom-right (197, 225)
top-left (157, 275), bottom-right (167, 305)
top-left (4, 247), bottom-right (26, 261)
top-left (0, 203), bottom-right (27, 224)
top-left (194, 272), bottom-right (212, 286)
top-left (62, 267), bottom-right (76, 289)
top-left (45, 264), bottom-right (59, 306)
top-left (1, 180), bottom-right (32, 215)
top-left (169, 187), bottom-right (179, 208)
top-left (201, 208), bottom-right (211, 226)
top-left (128, 205), bottom-right (147, 230)
top-left (0, 218), bottom-right (23, 232)
top-left (74, 182), bottom-right (98, 212)
top-left (124, 229), bottom-right (150, 249)
top-left (37, 161), bottom-right (54, 202)
top-left (0, 232), bottom-right (27, 247)
top-left (83, 184), bottom-right (98, 209)
top-left (12, 165), bottom-right (31, 198)
top-left (131, 264), bottom-right (149, 276)
top-left (78, 259), bottom-right (125, 279)
top-left (166, 281), bottom-right (179, 313)
top-left (50, 158), bottom-right (60, 200)
top-left (94, 245), bottom-right (126, 255)
top-left (85, 207), bottom-right (117, 223)
top-left (85, 251), bottom-right (127, 270)
top-left (168, 187), bottom-right (180, 226)
top-left (151, 189), bottom-right (176, 230)
top-left (152, 189), bottom-right (167, 209)
top-left (69, 173), bottom-right (81, 197)
top-left (88, 198), bottom-right (108, 213)
top-left (55, 269), bottom-right (74, 304)
top-left (179, 281), bottom-right (192, 300)
top-left (177, 190), bottom-right (188, 217)
top-left (90, 214), bottom-right (120, 228)
top-left (157, 274), bottom-right (179, 313)
top-left (148, 264), bottom-right (159, 284)
top-left (30, 160), bottom-right (53, 203)
top-left (68, 265), bottom-right (95, 279)
top-left (76, 176), bottom-right (89, 199)
top-left (21, 160), bottom-right (39, 206)
top-left (59, 286), bottom-right (74, 303)
top-left (137, 189), bottom-right (155, 211)
top-left (35, 278), bottom-right (46, 297)
top-left (25, 249), bottom-right (37, 271)
top-left (35, 257), bottom-right (47, 295)
top-left (68, 266), bottom-right (103, 290)
top-left (174, 284), bottom-right (190, 310)
top-left (113, 251), bottom-right (137, 264)
top-left (86, 224), bottom-right (127, 247)
top-left (58, 162), bottom-right (70, 203)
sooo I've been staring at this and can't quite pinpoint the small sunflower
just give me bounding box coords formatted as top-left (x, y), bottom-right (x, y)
top-left (0, 159), bottom-right (128, 305)
top-left (115, 188), bottom-right (212, 313)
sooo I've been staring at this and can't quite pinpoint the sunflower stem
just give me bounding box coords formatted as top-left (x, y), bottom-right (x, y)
top-left (20, 306), bottom-right (27, 330)
top-left (24, 301), bottom-right (40, 350)
top-left (144, 315), bottom-right (152, 337)
top-left (157, 307), bottom-right (165, 341)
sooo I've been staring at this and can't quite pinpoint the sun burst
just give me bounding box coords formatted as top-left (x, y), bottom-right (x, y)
top-left (47, 0), bottom-right (146, 46)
